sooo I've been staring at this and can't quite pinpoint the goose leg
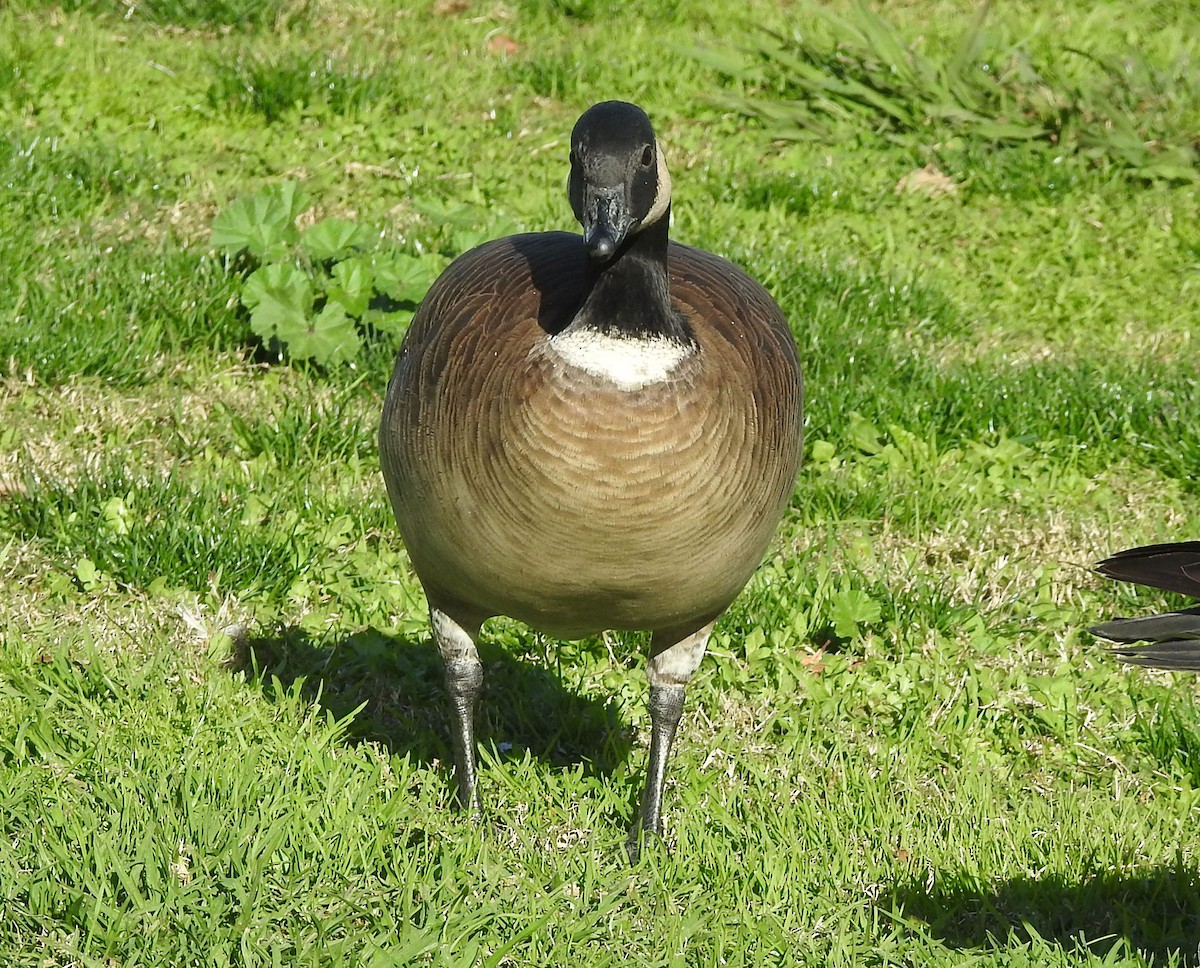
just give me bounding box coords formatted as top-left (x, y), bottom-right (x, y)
top-left (431, 608), bottom-right (484, 814)
top-left (627, 620), bottom-right (715, 862)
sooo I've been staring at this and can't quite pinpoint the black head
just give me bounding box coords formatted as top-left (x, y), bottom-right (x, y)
top-left (567, 101), bottom-right (672, 262)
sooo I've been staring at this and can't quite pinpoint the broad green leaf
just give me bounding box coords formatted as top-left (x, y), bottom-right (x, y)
top-left (74, 557), bottom-right (110, 592)
top-left (830, 587), bottom-right (881, 640)
top-left (300, 218), bottom-right (374, 262)
top-left (362, 307), bottom-right (414, 336)
top-left (211, 181), bottom-right (309, 261)
top-left (328, 257), bottom-right (374, 316)
top-left (240, 494), bottom-right (270, 527)
top-left (450, 218), bottom-right (519, 255)
top-left (75, 557), bottom-right (98, 586)
top-left (809, 439), bottom-right (837, 464)
top-left (281, 301), bottom-right (361, 364)
top-left (846, 412), bottom-right (883, 455)
top-left (449, 227), bottom-right (495, 253)
top-left (242, 263), bottom-right (312, 341)
top-left (410, 196), bottom-right (478, 228)
top-left (273, 180), bottom-right (310, 223)
top-left (371, 252), bottom-right (441, 303)
top-left (102, 496), bottom-right (131, 536)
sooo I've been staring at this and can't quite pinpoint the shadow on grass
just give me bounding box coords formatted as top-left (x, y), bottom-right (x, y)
top-left (232, 624), bottom-right (633, 780)
top-left (889, 866), bottom-right (1200, 965)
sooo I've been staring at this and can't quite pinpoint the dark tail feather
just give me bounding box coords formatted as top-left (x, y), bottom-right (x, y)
top-left (1095, 541), bottom-right (1200, 598)
top-left (1089, 608), bottom-right (1200, 644)
top-left (1107, 640), bottom-right (1200, 672)
top-left (1093, 542), bottom-right (1200, 672)
top-left (1090, 611), bottom-right (1200, 670)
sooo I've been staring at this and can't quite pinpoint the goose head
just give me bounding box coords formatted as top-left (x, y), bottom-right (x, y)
top-left (568, 100), bottom-right (673, 263)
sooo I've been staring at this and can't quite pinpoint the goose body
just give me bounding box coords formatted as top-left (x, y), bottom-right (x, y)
top-left (383, 233), bottom-right (798, 638)
top-left (1091, 542), bottom-right (1200, 670)
top-left (379, 101), bottom-right (803, 854)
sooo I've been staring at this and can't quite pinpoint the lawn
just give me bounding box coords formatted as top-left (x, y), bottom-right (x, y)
top-left (1, 0), bottom-right (1199, 964)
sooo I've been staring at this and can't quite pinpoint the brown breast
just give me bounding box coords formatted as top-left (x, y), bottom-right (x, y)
top-left (379, 232), bottom-right (803, 638)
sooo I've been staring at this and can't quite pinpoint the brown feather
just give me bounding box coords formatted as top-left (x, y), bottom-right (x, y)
top-left (379, 232), bottom-right (802, 638)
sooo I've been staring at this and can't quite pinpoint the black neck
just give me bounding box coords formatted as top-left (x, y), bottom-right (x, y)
top-left (574, 210), bottom-right (693, 343)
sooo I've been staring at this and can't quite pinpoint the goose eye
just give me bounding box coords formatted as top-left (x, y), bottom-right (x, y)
top-left (640, 145), bottom-right (653, 167)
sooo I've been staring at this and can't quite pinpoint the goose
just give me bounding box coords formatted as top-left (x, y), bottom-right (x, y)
top-left (378, 100), bottom-right (803, 857)
top-left (1090, 542), bottom-right (1200, 669)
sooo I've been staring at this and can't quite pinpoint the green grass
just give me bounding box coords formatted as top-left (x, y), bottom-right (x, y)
top-left (697, 0), bottom-right (1200, 181)
top-left (2, 0), bottom-right (1200, 964)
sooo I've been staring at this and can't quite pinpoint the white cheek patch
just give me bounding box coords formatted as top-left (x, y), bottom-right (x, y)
top-left (643, 145), bottom-right (672, 226)
top-left (549, 328), bottom-right (694, 390)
